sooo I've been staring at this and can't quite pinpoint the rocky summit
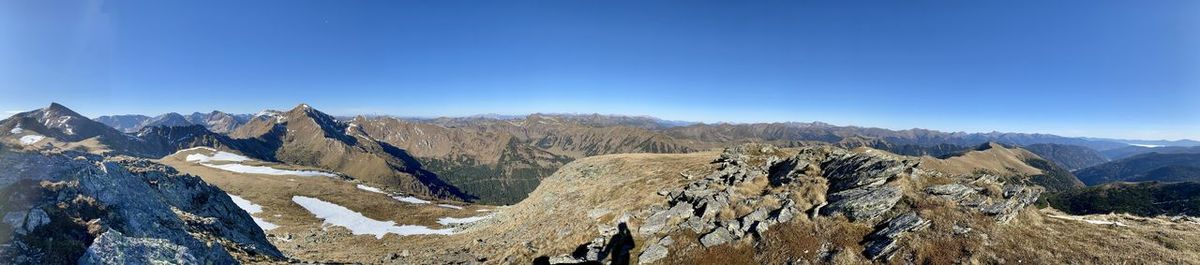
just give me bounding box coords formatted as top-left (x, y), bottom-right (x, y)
top-left (523, 143), bottom-right (1056, 264)
top-left (0, 147), bottom-right (282, 264)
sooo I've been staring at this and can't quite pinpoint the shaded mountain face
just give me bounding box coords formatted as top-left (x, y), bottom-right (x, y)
top-left (133, 125), bottom-right (275, 160)
top-left (1021, 143), bottom-right (1109, 171)
top-left (353, 113), bottom-right (1115, 204)
top-left (232, 104), bottom-right (469, 200)
top-left (1102, 145), bottom-right (1200, 160)
top-left (1075, 153), bottom-right (1200, 185)
top-left (184, 111), bottom-right (252, 134)
top-left (351, 114), bottom-right (697, 204)
top-left (0, 149), bottom-right (282, 263)
top-left (142, 113), bottom-right (192, 129)
top-left (93, 114), bottom-right (150, 133)
top-left (1046, 181), bottom-right (1200, 216)
top-left (1, 103), bottom-right (157, 156)
top-left (835, 136), bottom-right (969, 158)
top-left (98, 111), bottom-right (251, 134)
top-left (661, 123), bottom-right (1131, 151)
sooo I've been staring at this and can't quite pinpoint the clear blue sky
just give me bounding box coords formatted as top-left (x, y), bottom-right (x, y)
top-left (1, 0), bottom-right (1197, 140)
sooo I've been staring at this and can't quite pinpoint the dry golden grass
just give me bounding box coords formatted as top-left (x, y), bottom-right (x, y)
top-left (157, 150), bottom-right (496, 263)
top-left (919, 143), bottom-right (1041, 176)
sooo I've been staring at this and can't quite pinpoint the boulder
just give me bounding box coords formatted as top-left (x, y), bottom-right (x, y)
top-left (821, 153), bottom-right (914, 193)
top-left (23, 208), bottom-right (49, 233)
top-left (637, 236), bottom-right (673, 264)
top-left (862, 213), bottom-right (930, 260)
top-left (979, 184), bottom-right (1042, 223)
top-left (925, 183), bottom-right (976, 200)
top-left (700, 227), bottom-right (734, 247)
top-left (821, 185), bottom-right (903, 222)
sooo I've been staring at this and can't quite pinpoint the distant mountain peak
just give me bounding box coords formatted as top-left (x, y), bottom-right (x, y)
top-left (42, 102), bottom-right (85, 119)
top-left (289, 103), bottom-right (315, 113)
top-left (46, 102), bottom-right (71, 111)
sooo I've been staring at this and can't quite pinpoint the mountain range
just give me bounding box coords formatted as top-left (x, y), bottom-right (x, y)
top-left (95, 111), bottom-right (252, 134)
top-left (7, 102), bottom-right (1200, 264)
top-left (7, 102), bottom-right (1197, 205)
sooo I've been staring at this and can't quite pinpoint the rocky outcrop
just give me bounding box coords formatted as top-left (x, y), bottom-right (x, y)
top-left (817, 149), bottom-right (917, 222)
top-left (924, 175), bottom-right (1044, 223)
top-left (527, 143), bottom-right (1056, 264)
top-left (862, 213), bottom-right (930, 260)
top-left (636, 236), bottom-right (672, 264)
top-left (652, 145), bottom-right (802, 249)
top-left (821, 185), bottom-right (903, 222)
top-left (981, 184), bottom-right (1042, 223)
top-left (0, 149), bottom-right (283, 264)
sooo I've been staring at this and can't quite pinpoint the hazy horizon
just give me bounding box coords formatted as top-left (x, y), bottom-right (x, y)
top-left (2, 1), bottom-right (1197, 140)
top-left (1, 101), bottom-right (1196, 142)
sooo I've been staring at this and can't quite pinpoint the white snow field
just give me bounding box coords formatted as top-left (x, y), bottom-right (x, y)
top-left (227, 194), bottom-right (280, 230)
top-left (291, 196), bottom-right (454, 239)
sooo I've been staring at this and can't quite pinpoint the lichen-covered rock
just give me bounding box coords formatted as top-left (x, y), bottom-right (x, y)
top-left (821, 185), bottom-right (903, 222)
top-left (637, 236), bottom-right (673, 264)
top-left (926, 183), bottom-right (976, 200)
top-left (79, 230), bottom-right (201, 264)
top-left (700, 227), bottom-right (733, 247)
top-left (862, 213), bottom-right (930, 260)
top-left (980, 184), bottom-right (1042, 223)
top-left (821, 152), bottom-right (916, 193)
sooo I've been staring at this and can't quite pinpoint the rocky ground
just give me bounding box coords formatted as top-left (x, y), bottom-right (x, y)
top-left (382, 143), bottom-right (1200, 264)
top-left (0, 148), bottom-right (282, 264)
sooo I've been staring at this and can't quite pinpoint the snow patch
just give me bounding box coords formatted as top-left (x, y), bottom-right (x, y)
top-left (356, 184), bottom-right (386, 194)
top-left (392, 196), bottom-right (431, 204)
top-left (291, 196), bottom-right (453, 239)
top-left (185, 151), bottom-right (252, 163)
top-left (437, 204), bottom-right (464, 210)
top-left (201, 163), bottom-right (338, 177)
top-left (1128, 143), bottom-right (1163, 148)
top-left (228, 194), bottom-right (279, 230)
top-left (19, 135), bottom-right (44, 145)
top-left (9, 126), bottom-right (22, 134)
top-left (1048, 215), bottom-right (1127, 227)
top-left (175, 146), bottom-right (216, 153)
top-left (436, 214), bottom-right (492, 226)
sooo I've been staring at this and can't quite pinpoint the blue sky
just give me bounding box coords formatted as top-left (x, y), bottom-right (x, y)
top-left (1, 0), bottom-right (1197, 140)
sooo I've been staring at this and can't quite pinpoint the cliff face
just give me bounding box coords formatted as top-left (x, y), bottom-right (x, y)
top-left (0, 148), bottom-right (282, 264)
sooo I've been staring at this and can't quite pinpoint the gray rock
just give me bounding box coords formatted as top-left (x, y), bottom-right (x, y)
top-left (640, 210), bottom-right (673, 236)
top-left (0, 150), bottom-right (283, 264)
top-left (821, 153), bottom-right (914, 193)
top-left (743, 208), bottom-right (769, 224)
top-left (549, 255), bottom-right (585, 264)
top-left (821, 185), bottom-right (903, 222)
top-left (681, 216), bottom-right (707, 233)
top-left (979, 184), bottom-right (1042, 223)
top-left (776, 204), bottom-right (796, 223)
top-left (80, 230), bottom-right (199, 264)
top-left (23, 208), bottom-right (49, 233)
top-left (952, 224), bottom-right (972, 235)
top-left (862, 213), bottom-right (930, 260)
top-left (637, 236), bottom-right (673, 264)
top-left (700, 227), bottom-right (734, 247)
top-left (925, 183), bottom-right (976, 200)
top-left (3, 211), bottom-right (28, 235)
